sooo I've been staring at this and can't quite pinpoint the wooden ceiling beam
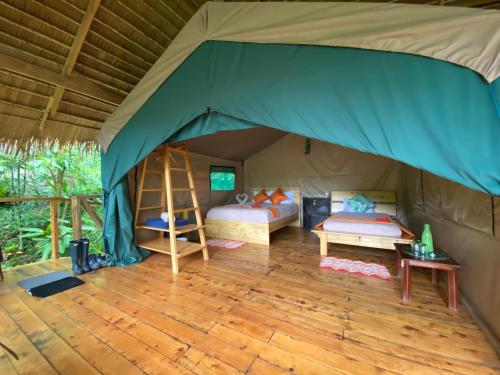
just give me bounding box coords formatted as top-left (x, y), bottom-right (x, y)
top-left (0, 53), bottom-right (124, 106)
top-left (39, 96), bottom-right (55, 131)
top-left (0, 99), bottom-right (44, 112)
top-left (51, 0), bottom-right (102, 116)
top-left (0, 113), bottom-right (101, 131)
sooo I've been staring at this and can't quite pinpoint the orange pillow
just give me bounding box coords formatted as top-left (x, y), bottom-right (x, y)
top-left (270, 188), bottom-right (288, 205)
top-left (253, 189), bottom-right (269, 204)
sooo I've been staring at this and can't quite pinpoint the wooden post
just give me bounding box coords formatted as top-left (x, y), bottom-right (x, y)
top-left (50, 199), bottom-right (60, 259)
top-left (71, 196), bottom-right (82, 240)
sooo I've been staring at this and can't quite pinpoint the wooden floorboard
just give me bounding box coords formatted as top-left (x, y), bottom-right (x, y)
top-left (1, 228), bottom-right (499, 375)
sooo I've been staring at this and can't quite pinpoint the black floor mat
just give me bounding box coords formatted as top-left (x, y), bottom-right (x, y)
top-left (28, 276), bottom-right (84, 298)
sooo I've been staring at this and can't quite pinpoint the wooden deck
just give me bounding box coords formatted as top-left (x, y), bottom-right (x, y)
top-left (1, 228), bottom-right (498, 374)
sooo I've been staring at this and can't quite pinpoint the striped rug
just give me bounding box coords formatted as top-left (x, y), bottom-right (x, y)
top-left (320, 257), bottom-right (391, 280)
top-left (207, 238), bottom-right (246, 249)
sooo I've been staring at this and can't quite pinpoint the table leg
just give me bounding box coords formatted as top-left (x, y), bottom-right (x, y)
top-left (402, 261), bottom-right (411, 302)
top-left (448, 269), bottom-right (458, 311)
top-left (395, 250), bottom-right (401, 278)
top-left (320, 234), bottom-right (328, 257)
top-left (432, 269), bottom-right (438, 284)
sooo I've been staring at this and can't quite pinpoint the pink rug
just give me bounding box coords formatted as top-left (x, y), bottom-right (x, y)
top-left (207, 238), bottom-right (246, 249)
top-left (320, 257), bottom-right (391, 280)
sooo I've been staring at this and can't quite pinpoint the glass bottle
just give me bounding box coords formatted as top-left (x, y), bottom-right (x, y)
top-left (421, 224), bottom-right (434, 253)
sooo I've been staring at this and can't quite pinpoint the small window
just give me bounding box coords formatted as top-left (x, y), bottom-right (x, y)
top-left (210, 166), bottom-right (235, 191)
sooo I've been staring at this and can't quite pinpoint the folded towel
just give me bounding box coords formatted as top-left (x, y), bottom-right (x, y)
top-left (160, 212), bottom-right (176, 222)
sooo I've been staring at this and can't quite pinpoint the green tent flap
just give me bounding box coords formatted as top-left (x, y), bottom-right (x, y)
top-left (100, 41), bottom-right (500, 263)
top-left (102, 41), bottom-right (500, 195)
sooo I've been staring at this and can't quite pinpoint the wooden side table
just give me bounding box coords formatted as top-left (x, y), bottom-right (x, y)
top-left (394, 243), bottom-right (461, 311)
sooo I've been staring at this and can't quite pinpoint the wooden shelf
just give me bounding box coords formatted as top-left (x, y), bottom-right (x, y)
top-left (137, 237), bottom-right (204, 258)
top-left (136, 223), bottom-right (204, 234)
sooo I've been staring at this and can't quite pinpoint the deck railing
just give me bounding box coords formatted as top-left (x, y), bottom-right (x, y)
top-left (0, 194), bottom-right (102, 259)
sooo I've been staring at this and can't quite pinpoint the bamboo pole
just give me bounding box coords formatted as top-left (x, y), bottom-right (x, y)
top-left (71, 196), bottom-right (82, 240)
top-left (50, 199), bottom-right (59, 259)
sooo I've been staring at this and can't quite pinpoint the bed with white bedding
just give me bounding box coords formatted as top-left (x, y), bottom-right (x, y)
top-left (205, 187), bottom-right (301, 245)
top-left (207, 203), bottom-right (298, 224)
top-left (312, 191), bottom-right (414, 256)
top-left (322, 212), bottom-right (403, 237)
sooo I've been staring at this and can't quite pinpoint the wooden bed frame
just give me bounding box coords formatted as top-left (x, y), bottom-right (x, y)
top-left (205, 187), bottom-right (301, 245)
top-left (312, 190), bottom-right (413, 256)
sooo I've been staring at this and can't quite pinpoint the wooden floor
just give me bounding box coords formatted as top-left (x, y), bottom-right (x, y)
top-left (1, 228), bottom-right (499, 375)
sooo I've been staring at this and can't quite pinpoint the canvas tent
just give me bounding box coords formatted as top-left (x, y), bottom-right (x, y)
top-left (97, 2), bottom-right (500, 341)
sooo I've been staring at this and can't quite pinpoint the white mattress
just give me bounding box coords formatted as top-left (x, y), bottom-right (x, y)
top-left (323, 212), bottom-right (402, 237)
top-left (207, 203), bottom-right (298, 224)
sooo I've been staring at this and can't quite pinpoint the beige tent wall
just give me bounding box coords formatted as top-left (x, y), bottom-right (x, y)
top-left (129, 150), bottom-right (242, 244)
top-left (402, 165), bottom-right (500, 343)
top-left (244, 134), bottom-right (405, 219)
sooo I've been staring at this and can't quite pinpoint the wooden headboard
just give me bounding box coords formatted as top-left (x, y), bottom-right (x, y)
top-left (250, 187), bottom-right (302, 226)
top-left (330, 190), bottom-right (397, 216)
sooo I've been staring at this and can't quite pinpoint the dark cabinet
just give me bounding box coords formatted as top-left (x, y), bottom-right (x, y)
top-left (303, 197), bottom-right (330, 229)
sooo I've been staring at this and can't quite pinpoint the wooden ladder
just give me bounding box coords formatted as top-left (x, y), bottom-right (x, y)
top-left (134, 144), bottom-right (209, 273)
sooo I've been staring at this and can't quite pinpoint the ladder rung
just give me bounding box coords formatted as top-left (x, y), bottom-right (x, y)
top-left (135, 224), bottom-right (204, 234)
top-left (172, 188), bottom-right (194, 192)
top-left (170, 168), bottom-right (187, 172)
top-left (145, 169), bottom-right (162, 174)
top-left (138, 205), bottom-right (163, 210)
top-left (173, 207), bottom-right (197, 213)
top-left (143, 189), bottom-right (162, 192)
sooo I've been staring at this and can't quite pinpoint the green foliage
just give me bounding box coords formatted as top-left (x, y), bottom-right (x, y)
top-left (210, 171), bottom-right (235, 191)
top-left (0, 146), bottom-right (102, 268)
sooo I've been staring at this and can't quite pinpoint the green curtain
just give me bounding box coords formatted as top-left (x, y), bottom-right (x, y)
top-left (102, 176), bottom-right (149, 266)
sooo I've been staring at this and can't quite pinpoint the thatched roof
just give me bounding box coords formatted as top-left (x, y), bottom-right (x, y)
top-left (1, 0), bottom-right (499, 151)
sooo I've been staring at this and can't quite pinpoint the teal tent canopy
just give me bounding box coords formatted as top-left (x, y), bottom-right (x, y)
top-left (100, 41), bottom-right (500, 264)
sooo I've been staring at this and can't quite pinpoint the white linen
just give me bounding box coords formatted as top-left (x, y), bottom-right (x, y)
top-left (323, 212), bottom-right (402, 237)
top-left (207, 203), bottom-right (298, 223)
top-left (98, 2), bottom-right (500, 150)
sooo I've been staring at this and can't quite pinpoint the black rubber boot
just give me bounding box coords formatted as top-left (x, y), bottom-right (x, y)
top-left (96, 254), bottom-right (109, 267)
top-left (88, 254), bottom-right (101, 270)
top-left (79, 238), bottom-right (91, 273)
top-left (69, 240), bottom-right (83, 275)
